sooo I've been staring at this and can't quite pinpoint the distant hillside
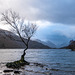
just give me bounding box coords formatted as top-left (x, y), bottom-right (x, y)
top-left (35, 39), bottom-right (56, 48)
top-left (0, 29), bottom-right (50, 49)
top-left (58, 42), bottom-right (69, 48)
top-left (61, 40), bottom-right (75, 51)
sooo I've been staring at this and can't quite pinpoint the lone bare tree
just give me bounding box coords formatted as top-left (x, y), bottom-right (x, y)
top-left (1, 9), bottom-right (37, 63)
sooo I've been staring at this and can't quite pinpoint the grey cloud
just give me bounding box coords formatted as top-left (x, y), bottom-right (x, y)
top-left (33, 0), bottom-right (75, 24)
top-left (0, 0), bottom-right (75, 24)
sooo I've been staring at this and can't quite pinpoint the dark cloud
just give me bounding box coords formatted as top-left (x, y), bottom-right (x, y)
top-left (32, 0), bottom-right (75, 24)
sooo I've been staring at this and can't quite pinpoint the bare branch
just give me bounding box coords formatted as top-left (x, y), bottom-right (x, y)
top-left (0, 9), bottom-right (38, 48)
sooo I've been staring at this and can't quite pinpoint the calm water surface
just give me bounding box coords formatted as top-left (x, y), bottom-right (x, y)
top-left (0, 49), bottom-right (75, 75)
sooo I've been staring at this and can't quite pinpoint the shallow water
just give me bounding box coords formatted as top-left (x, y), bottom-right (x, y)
top-left (0, 49), bottom-right (75, 75)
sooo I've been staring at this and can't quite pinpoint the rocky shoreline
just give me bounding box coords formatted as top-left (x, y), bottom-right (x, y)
top-left (0, 62), bottom-right (75, 75)
top-left (0, 62), bottom-right (52, 75)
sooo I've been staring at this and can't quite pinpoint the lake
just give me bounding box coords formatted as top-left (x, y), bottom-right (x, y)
top-left (0, 49), bottom-right (75, 75)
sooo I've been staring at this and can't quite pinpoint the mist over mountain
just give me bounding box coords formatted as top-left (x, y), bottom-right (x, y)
top-left (34, 39), bottom-right (56, 48)
top-left (34, 24), bottom-right (74, 48)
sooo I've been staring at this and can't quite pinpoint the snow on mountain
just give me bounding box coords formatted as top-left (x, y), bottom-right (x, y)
top-left (35, 39), bottom-right (56, 48)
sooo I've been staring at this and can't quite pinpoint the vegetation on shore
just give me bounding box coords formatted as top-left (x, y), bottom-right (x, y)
top-left (6, 60), bottom-right (29, 69)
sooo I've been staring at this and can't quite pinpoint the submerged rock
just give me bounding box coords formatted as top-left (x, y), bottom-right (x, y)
top-left (34, 63), bottom-right (44, 68)
top-left (14, 71), bottom-right (21, 74)
top-left (50, 68), bottom-right (60, 71)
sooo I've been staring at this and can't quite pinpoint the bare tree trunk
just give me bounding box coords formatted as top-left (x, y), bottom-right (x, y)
top-left (20, 45), bottom-right (28, 61)
top-left (1, 10), bottom-right (37, 67)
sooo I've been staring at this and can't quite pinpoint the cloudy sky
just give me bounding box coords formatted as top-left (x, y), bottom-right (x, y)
top-left (0, 0), bottom-right (75, 47)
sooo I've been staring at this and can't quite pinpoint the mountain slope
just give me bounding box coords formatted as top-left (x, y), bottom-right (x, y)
top-left (35, 39), bottom-right (56, 48)
top-left (61, 40), bottom-right (75, 51)
top-left (0, 29), bottom-right (50, 49)
top-left (58, 42), bottom-right (69, 48)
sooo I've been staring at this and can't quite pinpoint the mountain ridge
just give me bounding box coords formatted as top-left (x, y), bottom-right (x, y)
top-left (60, 40), bottom-right (75, 51)
top-left (34, 39), bottom-right (56, 48)
top-left (0, 29), bottom-right (51, 49)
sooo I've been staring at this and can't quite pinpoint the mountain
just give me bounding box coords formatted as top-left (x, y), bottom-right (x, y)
top-left (0, 29), bottom-right (50, 49)
top-left (34, 39), bottom-right (56, 48)
top-left (61, 40), bottom-right (75, 51)
top-left (58, 42), bottom-right (69, 48)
